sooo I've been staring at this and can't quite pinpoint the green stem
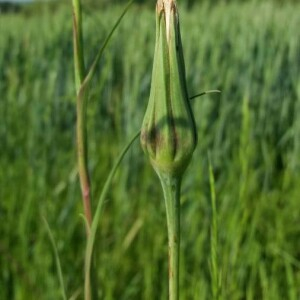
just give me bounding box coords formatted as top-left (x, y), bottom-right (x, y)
top-left (158, 172), bottom-right (181, 300)
top-left (76, 90), bottom-right (92, 229)
top-left (72, 0), bottom-right (85, 91)
top-left (72, 0), bottom-right (92, 230)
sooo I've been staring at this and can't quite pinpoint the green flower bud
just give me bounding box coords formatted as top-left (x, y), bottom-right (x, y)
top-left (141, 0), bottom-right (197, 178)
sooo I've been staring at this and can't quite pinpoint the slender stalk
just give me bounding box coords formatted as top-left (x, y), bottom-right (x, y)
top-left (72, 0), bottom-right (85, 90)
top-left (158, 172), bottom-right (181, 300)
top-left (76, 91), bottom-right (92, 230)
top-left (72, 0), bottom-right (133, 232)
top-left (209, 157), bottom-right (220, 300)
top-left (72, 0), bottom-right (92, 230)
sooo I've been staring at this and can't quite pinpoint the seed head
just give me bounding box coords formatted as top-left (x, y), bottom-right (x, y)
top-left (141, 0), bottom-right (197, 179)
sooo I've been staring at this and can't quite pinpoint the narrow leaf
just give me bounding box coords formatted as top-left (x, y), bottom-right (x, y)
top-left (81, 0), bottom-right (134, 91)
top-left (84, 130), bottom-right (140, 299)
top-left (190, 90), bottom-right (221, 100)
top-left (43, 217), bottom-right (67, 300)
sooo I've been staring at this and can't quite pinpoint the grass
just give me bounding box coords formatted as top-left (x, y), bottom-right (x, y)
top-left (0, 1), bottom-right (300, 299)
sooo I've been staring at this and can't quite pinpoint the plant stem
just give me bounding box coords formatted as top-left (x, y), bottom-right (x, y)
top-left (72, 0), bottom-right (85, 90)
top-left (158, 172), bottom-right (181, 300)
top-left (76, 91), bottom-right (92, 229)
top-left (72, 0), bottom-right (133, 233)
top-left (72, 0), bottom-right (92, 230)
top-left (209, 157), bottom-right (220, 300)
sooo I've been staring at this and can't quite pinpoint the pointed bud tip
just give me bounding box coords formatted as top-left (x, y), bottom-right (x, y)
top-left (156, 0), bottom-right (177, 43)
top-left (156, 0), bottom-right (177, 13)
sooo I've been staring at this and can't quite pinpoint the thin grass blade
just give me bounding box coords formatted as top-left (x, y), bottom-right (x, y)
top-left (189, 90), bottom-right (221, 100)
top-left (42, 217), bottom-right (67, 300)
top-left (84, 131), bottom-right (140, 300)
top-left (80, 0), bottom-right (133, 93)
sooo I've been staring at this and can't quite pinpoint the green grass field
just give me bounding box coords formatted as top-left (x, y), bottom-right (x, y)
top-left (1, 1), bottom-right (300, 299)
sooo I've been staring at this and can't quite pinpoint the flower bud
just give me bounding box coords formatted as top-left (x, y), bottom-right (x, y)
top-left (141, 0), bottom-right (197, 178)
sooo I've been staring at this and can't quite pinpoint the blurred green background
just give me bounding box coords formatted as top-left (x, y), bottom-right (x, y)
top-left (0, 0), bottom-right (300, 299)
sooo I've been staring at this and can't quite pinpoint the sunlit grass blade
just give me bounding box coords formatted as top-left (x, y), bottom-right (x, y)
top-left (42, 217), bottom-right (67, 300)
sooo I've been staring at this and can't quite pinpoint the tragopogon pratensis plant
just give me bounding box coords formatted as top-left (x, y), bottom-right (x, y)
top-left (141, 0), bottom-right (197, 299)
